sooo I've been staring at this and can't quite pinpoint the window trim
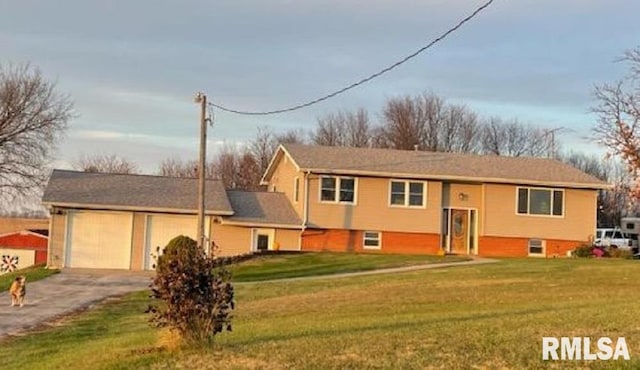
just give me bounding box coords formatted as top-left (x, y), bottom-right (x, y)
top-left (515, 186), bottom-right (565, 218)
top-left (527, 238), bottom-right (546, 257)
top-left (388, 179), bottom-right (427, 208)
top-left (318, 175), bottom-right (357, 205)
top-left (293, 177), bottom-right (300, 203)
top-left (363, 231), bottom-right (381, 250)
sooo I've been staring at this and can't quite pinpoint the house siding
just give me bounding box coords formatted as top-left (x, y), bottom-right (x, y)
top-left (275, 229), bottom-right (300, 251)
top-left (211, 223), bottom-right (252, 256)
top-left (268, 153), bottom-right (305, 217)
top-left (306, 175), bottom-right (442, 234)
top-left (302, 229), bottom-right (440, 254)
top-left (442, 183), bottom-right (483, 209)
top-left (48, 213), bottom-right (66, 269)
top-left (130, 213), bottom-right (146, 270)
top-left (482, 184), bottom-right (596, 242)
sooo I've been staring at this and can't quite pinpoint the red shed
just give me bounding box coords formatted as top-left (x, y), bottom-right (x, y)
top-left (0, 229), bottom-right (48, 266)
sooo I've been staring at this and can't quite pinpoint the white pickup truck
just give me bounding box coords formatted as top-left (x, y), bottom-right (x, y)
top-left (594, 228), bottom-right (636, 250)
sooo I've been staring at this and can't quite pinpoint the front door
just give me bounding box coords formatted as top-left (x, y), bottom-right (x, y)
top-left (450, 209), bottom-right (469, 254)
top-left (256, 234), bottom-right (269, 251)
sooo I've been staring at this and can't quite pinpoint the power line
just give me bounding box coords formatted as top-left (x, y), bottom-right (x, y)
top-left (208, 0), bottom-right (495, 116)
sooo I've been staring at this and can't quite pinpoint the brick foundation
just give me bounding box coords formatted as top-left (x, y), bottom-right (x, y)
top-left (302, 229), bottom-right (585, 258)
top-left (478, 236), bottom-right (584, 258)
top-left (301, 229), bottom-right (441, 254)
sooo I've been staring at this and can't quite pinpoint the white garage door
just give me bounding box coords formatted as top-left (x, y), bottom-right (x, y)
top-left (66, 211), bottom-right (133, 269)
top-left (144, 215), bottom-right (209, 270)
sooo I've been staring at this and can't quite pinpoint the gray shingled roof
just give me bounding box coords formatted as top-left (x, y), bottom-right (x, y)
top-left (42, 170), bottom-right (233, 214)
top-left (277, 144), bottom-right (609, 189)
top-left (225, 190), bottom-right (301, 227)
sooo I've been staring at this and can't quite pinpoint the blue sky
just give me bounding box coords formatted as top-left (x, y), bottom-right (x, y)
top-left (2, 0), bottom-right (639, 172)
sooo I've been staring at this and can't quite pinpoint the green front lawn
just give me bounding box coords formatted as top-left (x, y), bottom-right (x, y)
top-left (0, 264), bottom-right (59, 292)
top-left (1, 258), bottom-right (639, 369)
top-left (230, 252), bottom-right (468, 282)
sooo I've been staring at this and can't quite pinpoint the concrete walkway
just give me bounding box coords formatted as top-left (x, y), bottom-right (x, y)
top-left (0, 257), bottom-right (497, 339)
top-left (237, 256), bottom-right (499, 284)
top-left (0, 270), bottom-right (151, 339)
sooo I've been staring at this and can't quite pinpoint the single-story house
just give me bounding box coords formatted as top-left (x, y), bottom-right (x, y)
top-left (0, 229), bottom-right (48, 271)
top-left (42, 144), bottom-right (609, 270)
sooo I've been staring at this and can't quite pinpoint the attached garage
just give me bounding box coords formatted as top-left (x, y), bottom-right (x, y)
top-left (43, 170), bottom-right (301, 270)
top-left (143, 215), bottom-right (210, 270)
top-left (65, 211), bottom-right (133, 269)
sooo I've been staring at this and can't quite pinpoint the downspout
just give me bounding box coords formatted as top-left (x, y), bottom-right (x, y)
top-left (299, 170), bottom-right (311, 251)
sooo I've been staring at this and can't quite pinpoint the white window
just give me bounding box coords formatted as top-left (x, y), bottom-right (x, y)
top-left (517, 187), bottom-right (563, 216)
top-left (389, 180), bottom-right (426, 207)
top-left (528, 239), bottom-right (545, 256)
top-left (320, 176), bottom-right (356, 204)
top-left (293, 177), bottom-right (300, 203)
top-left (363, 231), bottom-right (381, 249)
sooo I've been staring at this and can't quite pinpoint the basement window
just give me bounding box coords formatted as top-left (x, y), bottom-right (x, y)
top-left (363, 231), bottom-right (381, 249)
top-left (528, 239), bottom-right (545, 257)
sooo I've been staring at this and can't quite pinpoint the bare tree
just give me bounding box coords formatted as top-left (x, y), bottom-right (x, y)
top-left (212, 144), bottom-right (240, 189)
top-left (593, 47), bottom-right (640, 201)
top-left (0, 63), bottom-right (73, 200)
top-left (421, 93), bottom-right (445, 151)
top-left (313, 108), bottom-right (371, 147)
top-left (312, 112), bottom-right (346, 146)
top-left (370, 125), bottom-right (389, 148)
top-left (595, 159), bottom-right (636, 227)
top-left (480, 117), bottom-right (552, 157)
top-left (344, 108), bottom-right (372, 147)
top-left (439, 104), bottom-right (480, 153)
top-left (381, 95), bottom-right (428, 150)
top-left (74, 154), bottom-right (138, 174)
top-left (562, 152), bottom-right (608, 181)
top-left (276, 128), bottom-right (307, 145)
top-left (158, 157), bottom-right (198, 178)
top-left (250, 126), bottom-right (278, 177)
top-left (380, 93), bottom-right (484, 153)
top-left (236, 150), bottom-right (263, 191)
top-left (561, 152), bottom-right (626, 226)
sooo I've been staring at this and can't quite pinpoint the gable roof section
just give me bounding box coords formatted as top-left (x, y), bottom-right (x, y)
top-left (42, 170), bottom-right (234, 215)
top-left (224, 190), bottom-right (302, 228)
top-left (266, 144), bottom-right (609, 189)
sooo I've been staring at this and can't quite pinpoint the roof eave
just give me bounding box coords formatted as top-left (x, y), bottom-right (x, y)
top-left (41, 201), bottom-right (235, 216)
top-left (221, 219), bottom-right (303, 229)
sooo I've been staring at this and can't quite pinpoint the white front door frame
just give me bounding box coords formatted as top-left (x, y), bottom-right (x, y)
top-left (252, 228), bottom-right (275, 252)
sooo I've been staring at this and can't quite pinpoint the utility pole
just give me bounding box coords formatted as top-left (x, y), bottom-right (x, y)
top-left (194, 92), bottom-right (207, 251)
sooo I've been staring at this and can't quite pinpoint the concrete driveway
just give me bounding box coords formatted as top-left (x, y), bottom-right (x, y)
top-left (0, 269), bottom-right (151, 338)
